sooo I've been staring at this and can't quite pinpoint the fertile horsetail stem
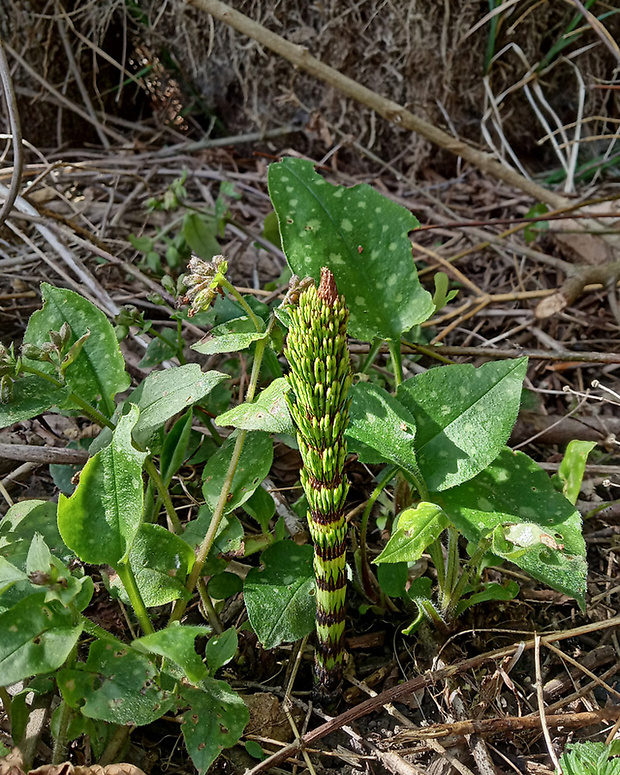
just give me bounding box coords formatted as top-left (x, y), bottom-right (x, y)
top-left (284, 267), bottom-right (351, 700)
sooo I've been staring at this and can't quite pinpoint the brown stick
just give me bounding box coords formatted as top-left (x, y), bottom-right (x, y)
top-left (185, 0), bottom-right (569, 210)
top-left (348, 342), bottom-right (620, 365)
top-left (391, 707), bottom-right (620, 743)
top-left (0, 443), bottom-right (88, 465)
top-left (511, 415), bottom-right (620, 447)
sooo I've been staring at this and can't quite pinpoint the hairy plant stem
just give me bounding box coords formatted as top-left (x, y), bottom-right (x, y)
top-left (440, 527), bottom-right (460, 614)
top-left (197, 578), bottom-right (223, 634)
top-left (98, 724), bottom-right (132, 766)
top-left (51, 643), bottom-right (79, 764)
top-left (444, 537), bottom-right (493, 620)
top-left (171, 429), bottom-right (247, 626)
top-left (115, 561), bottom-right (154, 635)
top-left (220, 276), bottom-right (264, 331)
top-left (176, 318), bottom-right (186, 364)
top-left (388, 339), bottom-right (403, 387)
top-left (358, 337), bottom-right (383, 375)
top-left (428, 539), bottom-right (446, 593)
top-left (359, 465), bottom-right (397, 599)
top-left (51, 700), bottom-right (73, 764)
top-left (144, 458), bottom-right (182, 533)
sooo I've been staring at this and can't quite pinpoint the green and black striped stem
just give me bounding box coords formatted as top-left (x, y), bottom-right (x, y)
top-left (285, 267), bottom-right (352, 700)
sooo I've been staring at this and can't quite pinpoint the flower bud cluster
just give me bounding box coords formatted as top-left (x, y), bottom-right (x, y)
top-left (182, 255), bottom-right (228, 316)
top-left (21, 323), bottom-right (73, 366)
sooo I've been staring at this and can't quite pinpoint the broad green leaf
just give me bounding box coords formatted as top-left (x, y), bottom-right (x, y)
top-left (161, 410), bottom-right (194, 486)
top-left (268, 157), bottom-right (434, 342)
top-left (58, 639), bottom-right (173, 725)
top-left (0, 500), bottom-right (73, 569)
top-left (0, 594), bottom-right (82, 686)
top-left (191, 316), bottom-right (267, 356)
top-left (110, 523), bottom-right (195, 607)
top-left (202, 431), bottom-right (273, 514)
top-left (58, 405), bottom-right (147, 567)
top-left (455, 581), bottom-right (519, 616)
top-left (375, 503), bottom-right (449, 564)
top-left (376, 563), bottom-right (408, 598)
top-left (244, 542), bottom-right (315, 649)
top-left (0, 376), bottom-right (70, 429)
top-left (262, 210), bottom-right (282, 248)
top-left (560, 740), bottom-right (620, 775)
top-left (0, 557), bottom-right (27, 594)
top-left (23, 284), bottom-right (130, 417)
top-left (439, 448), bottom-right (587, 607)
top-left (245, 740), bottom-right (265, 760)
top-left (207, 572), bottom-right (243, 600)
top-left (183, 212), bottom-right (220, 260)
top-left (130, 364), bottom-right (228, 448)
top-left (216, 378), bottom-right (293, 434)
top-left (180, 680), bottom-right (249, 774)
top-left (347, 382), bottom-right (419, 477)
top-left (556, 439), bottom-right (596, 504)
top-left (242, 486), bottom-right (276, 533)
top-left (397, 357), bottom-right (527, 491)
top-left (133, 625), bottom-right (209, 685)
top-left (205, 628), bottom-right (238, 675)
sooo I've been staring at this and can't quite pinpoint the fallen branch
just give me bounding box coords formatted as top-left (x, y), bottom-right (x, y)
top-left (389, 707), bottom-right (620, 744)
top-left (0, 38), bottom-right (23, 227)
top-left (347, 342), bottom-right (620, 365)
top-left (536, 261), bottom-right (620, 319)
top-left (0, 443), bottom-right (89, 465)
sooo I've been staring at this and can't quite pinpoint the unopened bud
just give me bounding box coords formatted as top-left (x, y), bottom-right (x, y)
top-left (0, 375), bottom-right (13, 404)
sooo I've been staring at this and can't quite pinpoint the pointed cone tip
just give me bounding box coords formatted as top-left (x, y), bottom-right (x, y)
top-left (318, 267), bottom-right (338, 306)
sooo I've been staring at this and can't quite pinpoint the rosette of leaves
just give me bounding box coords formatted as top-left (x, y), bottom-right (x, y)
top-left (284, 267), bottom-right (352, 701)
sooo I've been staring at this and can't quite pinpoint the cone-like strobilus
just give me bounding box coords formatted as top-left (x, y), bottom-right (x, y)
top-left (284, 267), bottom-right (352, 701)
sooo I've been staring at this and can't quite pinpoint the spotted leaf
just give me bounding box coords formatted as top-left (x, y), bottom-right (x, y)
top-left (268, 157), bottom-right (434, 342)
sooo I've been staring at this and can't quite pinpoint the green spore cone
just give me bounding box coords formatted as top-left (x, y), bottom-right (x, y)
top-left (285, 267), bottom-right (352, 702)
